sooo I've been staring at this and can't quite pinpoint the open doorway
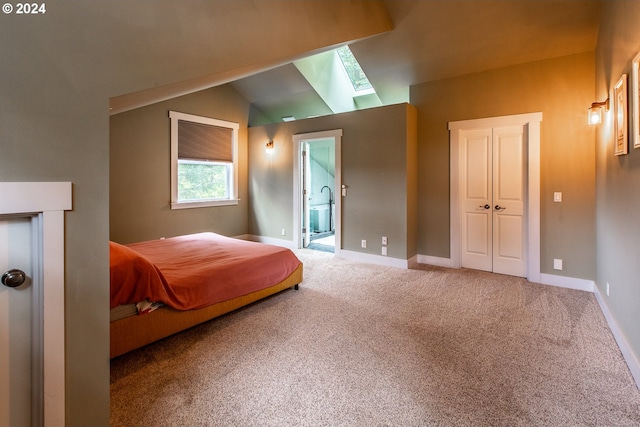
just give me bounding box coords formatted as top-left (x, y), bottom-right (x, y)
top-left (304, 139), bottom-right (336, 252)
top-left (293, 130), bottom-right (342, 256)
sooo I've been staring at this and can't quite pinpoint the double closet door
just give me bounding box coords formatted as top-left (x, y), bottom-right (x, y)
top-left (461, 125), bottom-right (527, 277)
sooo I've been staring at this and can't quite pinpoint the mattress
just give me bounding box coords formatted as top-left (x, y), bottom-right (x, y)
top-left (110, 232), bottom-right (302, 312)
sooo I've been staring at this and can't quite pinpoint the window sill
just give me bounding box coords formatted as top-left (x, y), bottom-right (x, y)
top-left (170, 199), bottom-right (239, 210)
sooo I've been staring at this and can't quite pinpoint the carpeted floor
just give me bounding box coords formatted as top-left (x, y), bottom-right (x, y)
top-left (110, 249), bottom-right (640, 426)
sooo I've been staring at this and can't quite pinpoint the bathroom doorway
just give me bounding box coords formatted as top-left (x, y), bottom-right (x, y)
top-left (305, 139), bottom-right (335, 252)
top-left (293, 130), bottom-right (342, 256)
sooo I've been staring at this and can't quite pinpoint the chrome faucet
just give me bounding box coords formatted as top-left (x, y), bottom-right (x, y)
top-left (321, 185), bottom-right (333, 203)
top-left (320, 185), bottom-right (333, 231)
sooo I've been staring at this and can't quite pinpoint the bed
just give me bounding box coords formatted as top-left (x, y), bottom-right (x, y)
top-left (109, 232), bottom-right (303, 358)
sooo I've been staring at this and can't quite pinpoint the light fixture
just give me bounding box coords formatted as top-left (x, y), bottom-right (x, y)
top-left (588, 98), bottom-right (610, 125)
top-left (265, 140), bottom-right (274, 154)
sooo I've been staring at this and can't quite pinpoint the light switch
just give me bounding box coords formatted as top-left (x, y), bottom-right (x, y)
top-left (553, 192), bottom-right (562, 202)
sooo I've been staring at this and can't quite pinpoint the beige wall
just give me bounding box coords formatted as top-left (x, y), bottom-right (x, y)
top-left (595, 0), bottom-right (640, 369)
top-left (110, 85), bottom-right (250, 243)
top-left (411, 51), bottom-right (596, 279)
top-left (248, 104), bottom-right (417, 260)
top-left (0, 1), bottom-right (389, 424)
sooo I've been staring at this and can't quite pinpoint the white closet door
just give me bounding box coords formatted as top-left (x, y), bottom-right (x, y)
top-left (460, 125), bottom-right (526, 277)
top-left (492, 125), bottom-right (526, 277)
top-left (461, 128), bottom-right (493, 272)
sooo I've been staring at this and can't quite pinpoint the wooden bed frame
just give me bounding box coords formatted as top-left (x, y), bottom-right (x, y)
top-left (110, 263), bottom-right (302, 358)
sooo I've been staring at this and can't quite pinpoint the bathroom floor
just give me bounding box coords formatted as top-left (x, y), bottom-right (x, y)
top-left (308, 231), bottom-right (335, 253)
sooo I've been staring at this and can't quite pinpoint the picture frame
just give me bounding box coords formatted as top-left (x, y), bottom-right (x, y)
top-left (614, 73), bottom-right (628, 156)
top-left (632, 52), bottom-right (640, 148)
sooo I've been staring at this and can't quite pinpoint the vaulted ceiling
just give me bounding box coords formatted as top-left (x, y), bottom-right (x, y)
top-left (109, 0), bottom-right (601, 123)
top-left (231, 0), bottom-right (601, 125)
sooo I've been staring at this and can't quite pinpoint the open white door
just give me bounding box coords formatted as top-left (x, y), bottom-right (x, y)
top-left (302, 142), bottom-right (311, 248)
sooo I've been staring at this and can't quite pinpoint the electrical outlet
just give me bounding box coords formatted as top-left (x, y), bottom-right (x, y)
top-left (281, 228), bottom-right (286, 236)
top-left (553, 259), bottom-right (563, 270)
top-left (382, 236), bottom-right (388, 245)
top-left (381, 247), bottom-right (387, 256)
top-left (606, 282), bottom-right (610, 296)
top-left (554, 192), bottom-right (562, 202)
top-left (361, 239), bottom-right (367, 248)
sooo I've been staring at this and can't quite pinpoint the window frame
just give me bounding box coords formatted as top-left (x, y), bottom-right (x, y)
top-left (169, 110), bottom-right (239, 209)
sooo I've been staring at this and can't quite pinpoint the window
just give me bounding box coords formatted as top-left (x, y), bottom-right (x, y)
top-left (169, 111), bottom-right (239, 209)
top-left (336, 45), bottom-right (374, 94)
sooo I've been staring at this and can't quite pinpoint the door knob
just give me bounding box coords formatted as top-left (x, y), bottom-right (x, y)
top-left (495, 205), bottom-right (506, 211)
top-left (479, 204), bottom-right (491, 210)
top-left (2, 269), bottom-right (26, 288)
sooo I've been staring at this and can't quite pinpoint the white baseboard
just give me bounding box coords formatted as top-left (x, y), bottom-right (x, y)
top-left (593, 285), bottom-right (640, 389)
top-left (241, 234), bottom-right (297, 250)
top-left (340, 250), bottom-right (411, 269)
top-left (417, 254), bottom-right (454, 268)
top-left (537, 274), bottom-right (640, 389)
top-left (407, 254), bottom-right (420, 269)
top-left (539, 273), bottom-right (595, 292)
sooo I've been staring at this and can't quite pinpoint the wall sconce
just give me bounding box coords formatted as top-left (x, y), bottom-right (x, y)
top-left (265, 140), bottom-right (274, 154)
top-left (588, 98), bottom-right (609, 125)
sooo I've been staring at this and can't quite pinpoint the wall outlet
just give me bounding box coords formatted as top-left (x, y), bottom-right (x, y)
top-left (553, 258), bottom-right (563, 270)
top-left (361, 239), bottom-right (367, 248)
top-left (554, 192), bottom-right (562, 202)
top-left (606, 282), bottom-right (610, 296)
top-left (381, 247), bottom-right (387, 256)
top-left (382, 236), bottom-right (388, 245)
top-left (281, 228), bottom-right (286, 236)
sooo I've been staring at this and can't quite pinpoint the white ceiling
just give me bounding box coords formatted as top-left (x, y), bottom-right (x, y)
top-left (231, 0), bottom-right (601, 125)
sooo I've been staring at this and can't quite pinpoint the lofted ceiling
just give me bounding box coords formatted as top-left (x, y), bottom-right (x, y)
top-left (230, 0), bottom-right (601, 126)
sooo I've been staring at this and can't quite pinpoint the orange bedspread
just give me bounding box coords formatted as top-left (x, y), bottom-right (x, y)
top-left (110, 232), bottom-right (301, 310)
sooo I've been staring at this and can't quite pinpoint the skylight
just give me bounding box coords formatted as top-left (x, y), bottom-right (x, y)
top-left (336, 46), bottom-right (374, 93)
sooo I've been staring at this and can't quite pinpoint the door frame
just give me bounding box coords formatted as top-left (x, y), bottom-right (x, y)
top-left (0, 182), bottom-right (71, 426)
top-left (449, 113), bottom-right (542, 283)
top-left (293, 129), bottom-right (342, 256)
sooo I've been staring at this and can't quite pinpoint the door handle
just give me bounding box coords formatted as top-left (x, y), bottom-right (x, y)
top-left (479, 204), bottom-right (491, 210)
top-left (494, 205), bottom-right (506, 211)
top-left (2, 269), bottom-right (26, 288)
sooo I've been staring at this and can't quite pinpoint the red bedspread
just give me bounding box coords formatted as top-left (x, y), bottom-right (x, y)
top-left (110, 232), bottom-right (301, 310)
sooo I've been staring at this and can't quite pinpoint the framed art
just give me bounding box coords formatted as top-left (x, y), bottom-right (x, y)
top-left (632, 52), bottom-right (640, 148)
top-left (614, 74), bottom-right (628, 156)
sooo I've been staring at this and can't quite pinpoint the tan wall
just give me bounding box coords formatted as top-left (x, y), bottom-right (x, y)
top-left (0, 2), bottom-right (389, 424)
top-left (411, 52), bottom-right (596, 279)
top-left (248, 104), bottom-right (416, 260)
top-left (110, 85), bottom-right (250, 243)
top-left (406, 105), bottom-right (419, 258)
top-left (595, 0), bottom-right (640, 366)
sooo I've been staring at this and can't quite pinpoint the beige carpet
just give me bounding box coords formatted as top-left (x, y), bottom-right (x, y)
top-left (110, 249), bottom-right (640, 426)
